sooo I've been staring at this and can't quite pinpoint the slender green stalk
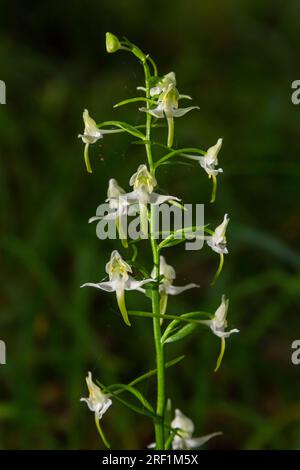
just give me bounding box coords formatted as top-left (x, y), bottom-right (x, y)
top-left (143, 59), bottom-right (165, 449)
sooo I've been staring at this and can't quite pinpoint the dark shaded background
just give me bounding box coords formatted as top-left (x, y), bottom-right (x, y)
top-left (1, 0), bottom-right (300, 450)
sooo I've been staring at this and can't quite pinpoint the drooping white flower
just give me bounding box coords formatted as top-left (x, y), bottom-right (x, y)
top-left (89, 179), bottom-right (137, 246)
top-left (198, 295), bottom-right (239, 371)
top-left (152, 256), bottom-right (199, 316)
top-left (139, 84), bottom-right (198, 119)
top-left (80, 371), bottom-right (112, 420)
top-left (78, 110), bottom-right (120, 173)
top-left (78, 109), bottom-right (103, 145)
top-left (201, 138), bottom-right (223, 177)
top-left (89, 178), bottom-right (130, 222)
top-left (183, 138), bottom-right (223, 177)
top-left (181, 138), bottom-right (223, 202)
top-left (207, 295), bottom-right (239, 339)
top-left (81, 250), bottom-right (152, 326)
top-left (207, 214), bottom-right (229, 254)
top-left (171, 409), bottom-right (222, 450)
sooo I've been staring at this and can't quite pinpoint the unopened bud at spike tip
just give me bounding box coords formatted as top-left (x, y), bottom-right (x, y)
top-left (105, 32), bottom-right (121, 53)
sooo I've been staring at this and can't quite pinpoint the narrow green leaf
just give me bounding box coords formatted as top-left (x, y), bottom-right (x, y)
top-left (155, 147), bottom-right (206, 168)
top-left (164, 322), bottom-right (197, 344)
top-left (114, 97), bottom-right (157, 108)
top-left (97, 120), bottom-right (146, 140)
top-left (128, 355), bottom-right (185, 388)
top-left (161, 311), bottom-right (212, 344)
top-left (97, 381), bottom-right (158, 420)
top-left (108, 383), bottom-right (154, 413)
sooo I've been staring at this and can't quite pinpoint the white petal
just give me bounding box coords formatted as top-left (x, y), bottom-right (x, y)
top-left (166, 283), bottom-right (199, 295)
top-left (150, 193), bottom-right (180, 205)
top-left (139, 105), bottom-right (164, 118)
top-left (178, 94), bottom-right (192, 100)
top-left (211, 326), bottom-right (239, 338)
top-left (171, 409), bottom-right (194, 435)
top-left (185, 432), bottom-right (222, 449)
top-left (171, 106), bottom-right (199, 117)
top-left (124, 277), bottom-right (153, 291)
top-left (150, 86), bottom-right (163, 96)
top-left (207, 238), bottom-right (228, 254)
top-left (80, 281), bottom-right (116, 292)
top-left (95, 397), bottom-right (112, 419)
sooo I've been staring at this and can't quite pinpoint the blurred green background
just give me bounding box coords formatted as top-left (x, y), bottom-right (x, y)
top-left (1, 0), bottom-right (300, 450)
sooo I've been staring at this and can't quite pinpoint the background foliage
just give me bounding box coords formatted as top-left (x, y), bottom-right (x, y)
top-left (1, 0), bottom-right (300, 449)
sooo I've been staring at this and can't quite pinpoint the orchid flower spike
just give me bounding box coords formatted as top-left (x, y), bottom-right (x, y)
top-left (127, 164), bottom-right (180, 234)
top-left (80, 371), bottom-right (112, 420)
top-left (207, 214), bottom-right (229, 255)
top-left (171, 409), bottom-right (222, 450)
top-left (81, 250), bottom-right (153, 326)
top-left (152, 256), bottom-right (199, 317)
top-left (78, 109), bottom-right (120, 173)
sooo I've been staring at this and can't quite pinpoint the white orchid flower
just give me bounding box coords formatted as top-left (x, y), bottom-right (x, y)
top-left (80, 371), bottom-right (112, 420)
top-left (78, 109), bottom-right (120, 173)
top-left (200, 295), bottom-right (239, 371)
top-left (137, 71), bottom-right (177, 96)
top-left (89, 179), bottom-right (132, 246)
top-left (207, 213), bottom-right (229, 255)
top-left (127, 164), bottom-right (180, 234)
top-left (182, 138), bottom-right (223, 202)
top-left (139, 84), bottom-right (199, 148)
top-left (207, 295), bottom-right (239, 339)
top-left (139, 84), bottom-right (198, 119)
top-left (152, 256), bottom-right (199, 316)
top-left (171, 409), bottom-right (222, 450)
top-left (81, 250), bottom-right (152, 326)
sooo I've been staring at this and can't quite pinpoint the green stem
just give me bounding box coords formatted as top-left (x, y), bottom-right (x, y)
top-left (143, 59), bottom-right (165, 449)
top-left (143, 61), bottom-right (155, 173)
top-left (150, 230), bottom-right (165, 449)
